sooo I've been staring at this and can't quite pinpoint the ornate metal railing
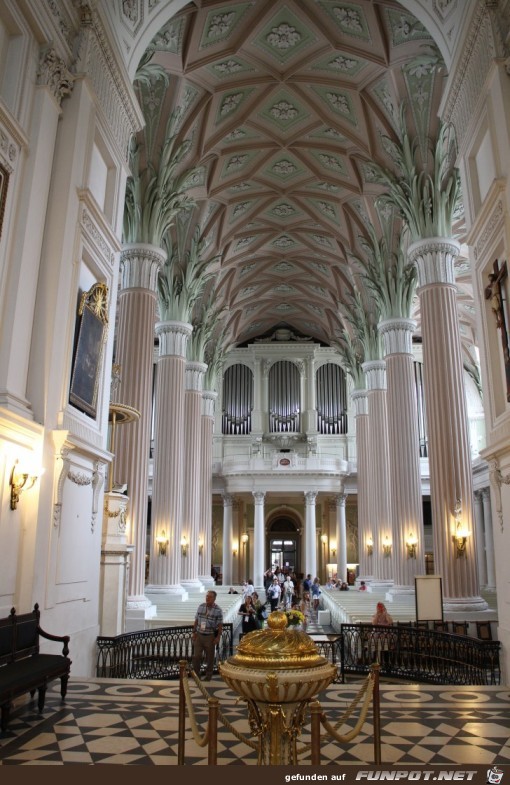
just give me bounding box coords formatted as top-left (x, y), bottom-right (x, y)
top-left (96, 624), bottom-right (234, 680)
top-left (340, 624), bottom-right (501, 685)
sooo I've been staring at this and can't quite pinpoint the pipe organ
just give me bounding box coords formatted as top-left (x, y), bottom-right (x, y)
top-left (316, 363), bottom-right (347, 434)
top-left (269, 361), bottom-right (301, 433)
top-left (222, 364), bottom-right (253, 435)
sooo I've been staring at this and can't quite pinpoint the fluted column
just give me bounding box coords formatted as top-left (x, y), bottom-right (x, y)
top-left (181, 362), bottom-right (207, 591)
top-left (147, 321), bottom-right (192, 594)
top-left (304, 491), bottom-right (318, 579)
top-left (473, 491), bottom-right (488, 587)
top-left (222, 493), bottom-right (234, 586)
top-left (253, 491), bottom-right (266, 589)
top-left (482, 489), bottom-right (496, 590)
top-left (335, 493), bottom-right (348, 584)
top-left (199, 390), bottom-right (217, 587)
top-left (379, 318), bottom-right (425, 593)
top-left (352, 389), bottom-right (372, 582)
top-left (115, 244), bottom-right (165, 612)
top-left (361, 361), bottom-right (393, 586)
top-left (410, 238), bottom-right (487, 611)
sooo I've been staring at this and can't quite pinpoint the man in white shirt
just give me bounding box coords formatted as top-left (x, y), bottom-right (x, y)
top-left (243, 579), bottom-right (255, 600)
top-left (283, 575), bottom-right (294, 610)
top-left (267, 577), bottom-right (281, 612)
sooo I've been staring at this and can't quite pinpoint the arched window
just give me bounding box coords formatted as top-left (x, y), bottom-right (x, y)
top-left (269, 360), bottom-right (301, 432)
top-left (316, 363), bottom-right (347, 434)
top-left (222, 364), bottom-right (253, 435)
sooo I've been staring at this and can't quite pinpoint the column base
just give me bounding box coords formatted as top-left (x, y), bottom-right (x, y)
top-left (145, 584), bottom-right (189, 600)
top-left (386, 586), bottom-right (415, 600)
top-left (126, 595), bottom-right (153, 610)
top-left (443, 596), bottom-right (489, 613)
top-left (180, 579), bottom-right (205, 591)
top-left (367, 580), bottom-right (394, 591)
top-left (124, 604), bottom-right (157, 633)
top-left (198, 575), bottom-right (216, 588)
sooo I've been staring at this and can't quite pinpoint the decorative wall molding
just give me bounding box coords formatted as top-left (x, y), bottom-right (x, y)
top-left (488, 456), bottom-right (510, 532)
top-left (37, 45), bottom-right (75, 104)
top-left (441, 4), bottom-right (497, 150)
top-left (68, 469), bottom-right (92, 485)
top-left (80, 197), bottom-right (120, 267)
top-left (73, 3), bottom-right (144, 165)
top-left (473, 198), bottom-right (505, 261)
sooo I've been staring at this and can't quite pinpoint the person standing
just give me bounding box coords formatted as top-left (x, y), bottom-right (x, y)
top-left (372, 602), bottom-right (393, 626)
top-left (239, 594), bottom-right (259, 634)
top-left (267, 577), bottom-right (281, 612)
top-left (283, 574), bottom-right (294, 610)
top-left (192, 590), bottom-right (223, 681)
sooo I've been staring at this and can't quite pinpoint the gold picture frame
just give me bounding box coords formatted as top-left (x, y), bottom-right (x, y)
top-left (69, 282), bottom-right (109, 418)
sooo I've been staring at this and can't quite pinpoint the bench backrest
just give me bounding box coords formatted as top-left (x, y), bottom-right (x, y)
top-left (0, 606), bottom-right (40, 666)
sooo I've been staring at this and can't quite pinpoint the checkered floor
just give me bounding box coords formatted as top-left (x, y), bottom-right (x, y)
top-left (1, 675), bottom-right (509, 765)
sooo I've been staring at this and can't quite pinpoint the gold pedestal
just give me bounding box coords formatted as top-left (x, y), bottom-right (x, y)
top-left (220, 611), bottom-right (336, 765)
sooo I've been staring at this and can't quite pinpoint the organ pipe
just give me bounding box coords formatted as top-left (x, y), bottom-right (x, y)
top-left (222, 364), bottom-right (253, 435)
top-left (269, 361), bottom-right (301, 432)
top-left (315, 363), bottom-right (347, 434)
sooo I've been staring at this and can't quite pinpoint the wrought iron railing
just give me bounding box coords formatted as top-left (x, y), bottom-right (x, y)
top-left (340, 624), bottom-right (501, 685)
top-left (96, 624), bottom-right (234, 680)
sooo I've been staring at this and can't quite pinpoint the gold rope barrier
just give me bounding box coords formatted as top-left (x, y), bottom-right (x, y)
top-left (179, 661), bottom-right (259, 760)
top-left (297, 664), bottom-right (380, 762)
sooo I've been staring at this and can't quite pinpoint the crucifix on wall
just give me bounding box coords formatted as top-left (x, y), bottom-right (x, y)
top-left (485, 259), bottom-right (510, 402)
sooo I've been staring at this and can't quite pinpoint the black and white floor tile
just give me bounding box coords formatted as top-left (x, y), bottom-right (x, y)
top-left (1, 677), bottom-right (509, 766)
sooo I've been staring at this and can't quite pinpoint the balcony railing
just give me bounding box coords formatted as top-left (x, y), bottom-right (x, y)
top-left (340, 624), bottom-right (501, 685)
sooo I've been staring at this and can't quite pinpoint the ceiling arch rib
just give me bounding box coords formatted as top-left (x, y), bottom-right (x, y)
top-left (133, 0), bottom-right (473, 349)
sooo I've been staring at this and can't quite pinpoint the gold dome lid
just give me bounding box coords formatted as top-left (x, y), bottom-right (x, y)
top-left (228, 611), bottom-right (329, 671)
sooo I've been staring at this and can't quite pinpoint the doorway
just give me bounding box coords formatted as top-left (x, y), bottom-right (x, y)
top-left (268, 516), bottom-right (300, 573)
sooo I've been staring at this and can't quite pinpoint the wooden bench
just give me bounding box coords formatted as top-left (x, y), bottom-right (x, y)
top-left (0, 604), bottom-right (71, 732)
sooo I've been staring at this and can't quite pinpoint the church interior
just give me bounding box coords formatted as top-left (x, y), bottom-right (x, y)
top-left (1, 0), bottom-right (510, 765)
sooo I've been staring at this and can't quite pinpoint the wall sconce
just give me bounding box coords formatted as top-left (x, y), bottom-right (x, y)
top-left (452, 499), bottom-right (470, 557)
top-left (9, 460), bottom-right (40, 510)
top-left (241, 533), bottom-right (249, 547)
top-left (156, 530), bottom-right (169, 556)
top-left (382, 536), bottom-right (392, 557)
top-left (198, 537), bottom-right (204, 556)
top-left (320, 534), bottom-right (328, 547)
top-left (406, 533), bottom-right (418, 559)
top-left (232, 543), bottom-right (238, 557)
top-left (331, 542), bottom-right (337, 558)
top-left (181, 535), bottom-right (188, 557)
top-left (366, 536), bottom-right (373, 556)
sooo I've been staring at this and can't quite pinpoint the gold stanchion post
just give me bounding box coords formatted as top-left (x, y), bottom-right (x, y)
top-left (178, 660), bottom-right (187, 765)
top-left (371, 663), bottom-right (381, 764)
top-left (310, 701), bottom-right (322, 765)
top-left (208, 697), bottom-right (219, 765)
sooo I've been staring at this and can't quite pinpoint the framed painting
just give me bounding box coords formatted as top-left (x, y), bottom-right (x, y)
top-left (0, 162), bottom-right (9, 240)
top-left (69, 282), bottom-right (109, 418)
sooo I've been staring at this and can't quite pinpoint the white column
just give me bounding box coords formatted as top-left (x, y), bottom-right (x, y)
top-left (304, 491), bottom-right (318, 579)
top-left (335, 493), bottom-right (348, 584)
top-left (473, 491), bottom-right (488, 587)
top-left (410, 238), bottom-right (487, 612)
top-left (147, 321), bottom-right (192, 595)
top-left (222, 493), bottom-right (234, 586)
top-left (482, 489), bottom-right (496, 590)
top-left (379, 317), bottom-right (425, 594)
top-left (253, 491), bottom-right (266, 589)
top-left (199, 390), bottom-right (217, 587)
top-left (352, 389), bottom-right (372, 582)
top-left (361, 360), bottom-right (393, 586)
top-left (115, 245), bottom-right (164, 619)
top-left (181, 361), bottom-right (207, 591)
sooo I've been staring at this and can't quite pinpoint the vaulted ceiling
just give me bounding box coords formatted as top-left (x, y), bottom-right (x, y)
top-left (135, 0), bottom-right (475, 351)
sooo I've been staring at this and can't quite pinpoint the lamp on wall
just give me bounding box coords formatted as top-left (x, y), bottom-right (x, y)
top-left (232, 542), bottom-right (238, 557)
top-left (405, 533), bottom-right (418, 559)
top-left (9, 459), bottom-right (41, 511)
top-left (241, 533), bottom-right (249, 547)
top-left (320, 533), bottom-right (328, 549)
top-left (181, 535), bottom-right (188, 557)
top-left (198, 537), bottom-right (204, 556)
top-left (156, 530), bottom-right (169, 556)
top-left (366, 536), bottom-right (373, 556)
top-left (331, 542), bottom-right (337, 557)
top-left (452, 498), bottom-right (470, 557)
top-left (382, 535), bottom-right (392, 556)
